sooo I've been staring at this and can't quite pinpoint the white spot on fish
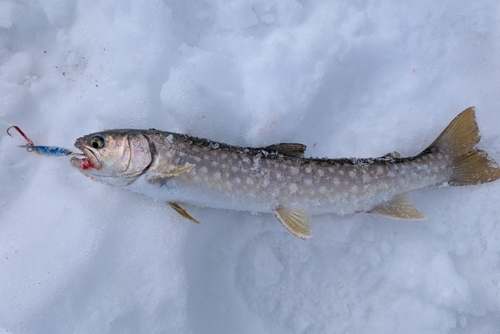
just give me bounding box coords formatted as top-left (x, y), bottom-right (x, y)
top-left (290, 166), bottom-right (299, 176)
top-left (235, 177), bottom-right (241, 184)
top-left (350, 185), bottom-right (358, 193)
top-left (304, 178), bottom-right (313, 186)
top-left (333, 178), bottom-right (340, 185)
top-left (251, 157), bottom-right (261, 170)
top-left (289, 183), bottom-right (298, 193)
top-left (319, 186), bottom-right (327, 194)
top-left (305, 167), bottom-right (312, 173)
top-left (214, 172), bottom-right (221, 180)
top-left (262, 178), bottom-right (270, 188)
top-left (199, 166), bottom-right (208, 174)
top-left (377, 166), bottom-right (384, 175)
top-left (193, 157), bottom-right (201, 163)
top-left (349, 170), bottom-right (357, 178)
top-left (166, 134), bottom-right (173, 143)
top-left (246, 177), bottom-right (254, 185)
top-left (339, 170), bottom-right (345, 175)
top-left (231, 166), bottom-right (239, 173)
top-left (317, 169), bottom-right (325, 177)
top-left (328, 167), bottom-right (335, 173)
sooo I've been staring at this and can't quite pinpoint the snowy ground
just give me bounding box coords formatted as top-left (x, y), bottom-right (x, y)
top-left (1, 0), bottom-right (500, 333)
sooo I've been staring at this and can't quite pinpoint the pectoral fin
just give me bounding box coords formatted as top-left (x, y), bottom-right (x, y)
top-left (264, 143), bottom-right (307, 157)
top-left (275, 207), bottom-right (313, 240)
top-left (163, 163), bottom-right (196, 177)
top-left (168, 202), bottom-right (201, 224)
top-left (368, 194), bottom-right (426, 220)
top-left (147, 162), bottom-right (196, 184)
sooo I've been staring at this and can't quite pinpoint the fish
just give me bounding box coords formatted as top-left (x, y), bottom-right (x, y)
top-left (70, 107), bottom-right (500, 239)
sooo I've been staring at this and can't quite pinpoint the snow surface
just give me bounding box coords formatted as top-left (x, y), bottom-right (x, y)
top-left (1, 0), bottom-right (500, 333)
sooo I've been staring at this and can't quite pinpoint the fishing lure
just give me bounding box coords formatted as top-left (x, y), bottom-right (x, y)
top-left (6, 125), bottom-right (81, 156)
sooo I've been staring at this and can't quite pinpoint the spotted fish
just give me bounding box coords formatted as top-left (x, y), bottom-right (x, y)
top-left (70, 107), bottom-right (500, 239)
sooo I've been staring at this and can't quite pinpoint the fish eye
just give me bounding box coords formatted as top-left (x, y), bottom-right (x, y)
top-left (89, 135), bottom-right (105, 149)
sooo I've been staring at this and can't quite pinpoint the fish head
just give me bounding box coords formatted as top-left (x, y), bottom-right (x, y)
top-left (70, 130), bottom-right (153, 186)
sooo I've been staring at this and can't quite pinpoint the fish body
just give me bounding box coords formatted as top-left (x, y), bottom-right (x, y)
top-left (126, 134), bottom-right (440, 216)
top-left (71, 108), bottom-right (500, 239)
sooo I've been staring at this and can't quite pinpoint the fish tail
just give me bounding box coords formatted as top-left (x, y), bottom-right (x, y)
top-left (429, 107), bottom-right (500, 186)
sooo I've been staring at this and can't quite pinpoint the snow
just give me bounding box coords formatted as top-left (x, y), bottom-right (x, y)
top-left (1, 0), bottom-right (500, 333)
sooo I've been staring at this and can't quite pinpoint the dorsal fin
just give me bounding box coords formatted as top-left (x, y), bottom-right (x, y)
top-left (263, 143), bottom-right (306, 157)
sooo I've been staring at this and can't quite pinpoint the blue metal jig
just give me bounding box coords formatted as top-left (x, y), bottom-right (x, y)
top-left (19, 144), bottom-right (74, 156)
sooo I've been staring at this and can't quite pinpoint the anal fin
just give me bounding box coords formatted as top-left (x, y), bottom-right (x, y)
top-left (275, 207), bottom-right (313, 240)
top-left (368, 194), bottom-right (426, 220)
top-left (168, 202), bottom-right (201, 224)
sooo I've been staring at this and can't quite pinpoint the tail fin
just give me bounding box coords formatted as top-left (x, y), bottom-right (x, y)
top-left (430, 107), bottom-right (500, 186)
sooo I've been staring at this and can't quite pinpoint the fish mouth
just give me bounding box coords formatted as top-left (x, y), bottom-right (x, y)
top-left (70, 144), bottom-right (102, 171)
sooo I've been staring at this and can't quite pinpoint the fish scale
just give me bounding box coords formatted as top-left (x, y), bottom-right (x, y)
top-left (70, 107), bottom-right (500, 239)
